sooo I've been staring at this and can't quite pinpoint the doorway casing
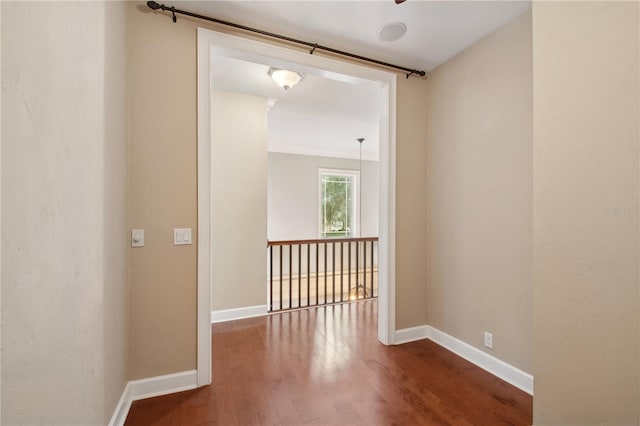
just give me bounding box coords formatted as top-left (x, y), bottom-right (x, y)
top-left (196, 28), bottom-right (397, 386)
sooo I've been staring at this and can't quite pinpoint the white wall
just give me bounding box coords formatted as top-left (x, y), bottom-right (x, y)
top-left (1, 2), bottom-right (129, 424)
top-left (211, 90), bottom-right (268, 311)
top-left (268, 152), bottom-right (379, 241)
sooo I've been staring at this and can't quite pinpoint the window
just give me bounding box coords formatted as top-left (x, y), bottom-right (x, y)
top-left (318, 168), bottom-right (359, 238)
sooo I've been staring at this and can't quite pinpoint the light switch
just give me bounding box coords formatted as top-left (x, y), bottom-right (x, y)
top-left (174, 228), bottom-right (192, 246)
top-left (131, 229), bottom-right (144, 247)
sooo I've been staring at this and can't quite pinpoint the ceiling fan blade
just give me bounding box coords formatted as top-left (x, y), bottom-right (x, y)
top-left (395, 0), bottom-right (407, 3)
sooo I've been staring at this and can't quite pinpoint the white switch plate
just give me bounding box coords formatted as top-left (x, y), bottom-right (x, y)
top-left (484, 331), bottom-right (493, 349)
top-left (131, 229), bottom-right (144, 247)
top-left (174, 228), bottom-right (192, 246)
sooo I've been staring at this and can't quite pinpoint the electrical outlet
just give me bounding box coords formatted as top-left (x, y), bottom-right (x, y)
top-left (131, 229), bottom-right (144, 248)
top-left (484, 331), bottom-right (493, 349)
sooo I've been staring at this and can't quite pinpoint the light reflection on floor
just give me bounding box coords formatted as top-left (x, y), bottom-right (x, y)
top-left (264, 300), bottom-right (377, 383)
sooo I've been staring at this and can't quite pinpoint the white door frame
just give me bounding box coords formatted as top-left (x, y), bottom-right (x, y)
top-left (196, 28), bottom-right (397, 385)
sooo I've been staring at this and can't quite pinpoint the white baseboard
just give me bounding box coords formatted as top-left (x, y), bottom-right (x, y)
top-left (211, 304), bottom-right (267, 323)
top-left (394, 324), bottom-right (430, 344)
top-left (109, 370), bottom-right (198, 426)
top-left (394, 325), bottom-right (533, 395)
top-left (426, 326), bottom-right (533, 395)
top-left (109, 382), bottom-right (133, 426)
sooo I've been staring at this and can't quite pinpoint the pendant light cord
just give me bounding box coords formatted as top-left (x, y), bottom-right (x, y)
top-left (359, 142), bottom-right (362, 238)
top-left (357, 138), bottom-right (365, 238)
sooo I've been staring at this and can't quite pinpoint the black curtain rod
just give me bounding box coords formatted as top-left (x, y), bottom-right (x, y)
top-left (146, 1), bottom-right (426, 79)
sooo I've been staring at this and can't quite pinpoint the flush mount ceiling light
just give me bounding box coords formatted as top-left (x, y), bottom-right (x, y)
top-left (378, 22), bottom-right (407, 42)
top-left (268, 67), bottom-right (304, 90)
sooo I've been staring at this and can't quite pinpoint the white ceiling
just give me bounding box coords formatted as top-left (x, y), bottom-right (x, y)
top-left (198, 0), bottom-right (531, 160)
top-left (212, 55), bottom-right (382, 160)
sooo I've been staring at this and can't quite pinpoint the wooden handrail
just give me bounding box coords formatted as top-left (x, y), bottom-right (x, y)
top-left (268, 236), bottom-right (379, 247)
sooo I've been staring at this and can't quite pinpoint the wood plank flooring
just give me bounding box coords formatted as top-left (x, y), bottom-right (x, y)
top-left (125, 300), bottom-right (532, 425)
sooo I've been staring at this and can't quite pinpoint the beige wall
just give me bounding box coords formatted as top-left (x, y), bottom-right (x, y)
top-left (127, 0), bottom-right (429, 376)
top-left (1, 1), bottom-right (129, 424)
top-left (532, 2), bottom-right (639, 424)
top-left (212, 90), bottom-right (268, 311)
top-left (396, 76), bottom-right (429, 329)
top-left (103, 3), bottom-right (130, 417)
top-left (128, 2), bottom-right (198, 379)
top-left (425, 12), bottom-right (533, 372)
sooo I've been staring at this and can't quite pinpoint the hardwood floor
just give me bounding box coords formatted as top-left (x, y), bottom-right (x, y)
top-left (125, 300), bottom-right (532, 425)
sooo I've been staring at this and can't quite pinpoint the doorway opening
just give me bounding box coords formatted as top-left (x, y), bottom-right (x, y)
top-left (260, 64), bottom-right (382, 313)
top-left (197, 28), bottom-right (397, 386)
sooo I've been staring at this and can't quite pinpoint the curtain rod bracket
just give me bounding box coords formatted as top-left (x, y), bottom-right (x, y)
top-left (145, 1), bottom-right (427, 78)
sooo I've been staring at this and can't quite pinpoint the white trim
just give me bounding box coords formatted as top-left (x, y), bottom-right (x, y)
top-left (211, 305), bottom-right (268, 323)
top-left (394, 325), bottom-right (430, 345)
top-left (377, 75), bottom-right (397, 345)
top-left (109, 383), bottom-right (132, 426)
top-left (393, 325), bottom-right (533, 395)
top-left (109, 370), bottom-right (198, 426)
top-left (317, 168), bottom-right (360, 238)
top-left (197, 29), bottom-right (397, 351)
top-left (127, 370), bottom-right (198, 401)
top-left (426, 326), bottom-right (534, 395)
top-left (196, 28), bottom-right (212, 387)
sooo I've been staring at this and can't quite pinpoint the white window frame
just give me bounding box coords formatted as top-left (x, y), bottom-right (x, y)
top-left (318, 168), bottom-right (360, 238)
